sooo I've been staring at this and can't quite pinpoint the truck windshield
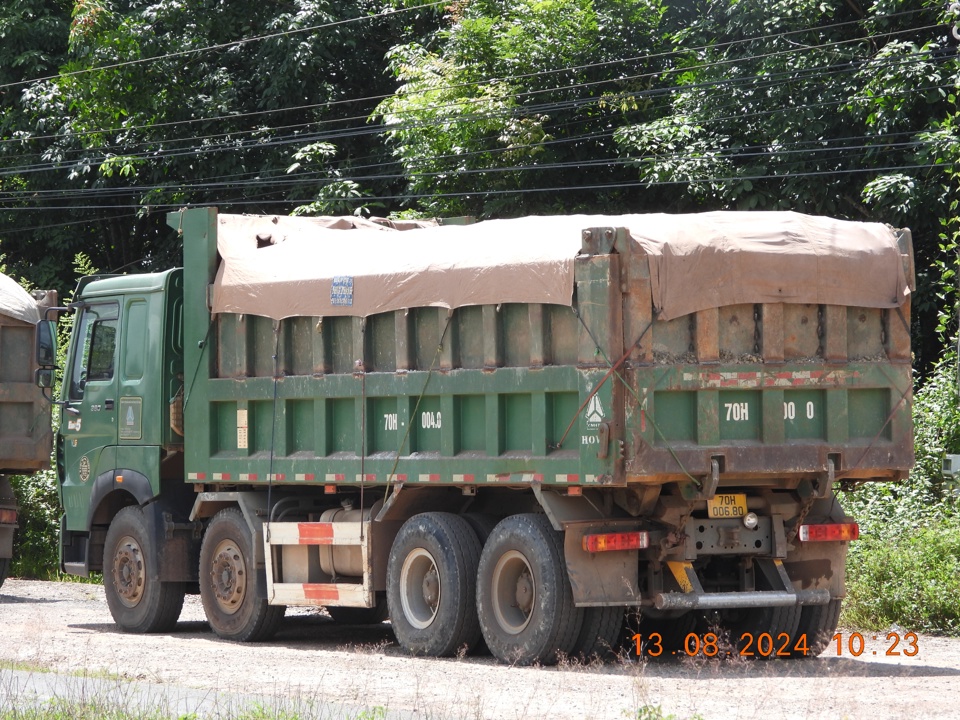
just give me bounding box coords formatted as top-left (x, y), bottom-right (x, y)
top-left (69, 303), bottom-right (119, 401)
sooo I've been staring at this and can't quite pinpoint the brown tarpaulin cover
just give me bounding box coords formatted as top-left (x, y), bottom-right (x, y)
top-left (212, 211), bottom-right (909, 322)
top-left (0, 273), bottom-right (40, 325)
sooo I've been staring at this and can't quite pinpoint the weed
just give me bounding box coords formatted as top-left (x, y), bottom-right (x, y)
top-left (629, 705), bottom-right (704, 720)
top-left (843, 517), bottom-right (960, 634)
top-left (0, 660), bottom-right (50, 674)
top-left (353, 709), bottom-right (387, 720)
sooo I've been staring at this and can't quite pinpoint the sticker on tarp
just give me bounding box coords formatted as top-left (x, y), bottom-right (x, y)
top-left (331, 276), bottom-right (354, 306)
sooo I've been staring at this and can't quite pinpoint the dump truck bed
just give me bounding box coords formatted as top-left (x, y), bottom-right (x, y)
top-left (177, 211), bottom-right (912, 492)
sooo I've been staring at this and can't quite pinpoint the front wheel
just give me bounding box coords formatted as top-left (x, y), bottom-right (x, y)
top-left (103, 505), bottom-right (184, 633)
top-left (199, 508), bottom-right (284, 642)
top-left (477, 514), bottom-right (583, 666)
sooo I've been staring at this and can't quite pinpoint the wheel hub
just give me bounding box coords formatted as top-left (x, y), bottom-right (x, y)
top-left (400, 547), bottom-right (441, 630)
top-left (514, 570), bottom-right (533, 614)
top-left (112, 535), bottom-right (145, 608)
top-left (422, 567), bottom-right (439, 608)
top-left (491, 549), bottom-right (535, 635)
top-left (209, 540), bottom-right (245, 615)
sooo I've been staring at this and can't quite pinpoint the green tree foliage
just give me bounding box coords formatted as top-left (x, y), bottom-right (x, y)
top-left (375, 0), bottom-right (668, 216)
top-left (0, 1), bottom-right (71, 290)
top-left (1, 0), bottom-right (427, 292)
top-left (9, 470), bottom-right (60, 579)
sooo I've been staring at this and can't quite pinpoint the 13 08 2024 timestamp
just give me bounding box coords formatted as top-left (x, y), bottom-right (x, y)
top-left (630, 631), bottom-right (921, 659)
top-left (832, 632), bottom-right (919, 657)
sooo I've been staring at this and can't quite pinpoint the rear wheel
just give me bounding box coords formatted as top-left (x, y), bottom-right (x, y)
top-left (462, 513), bottom-right (499, 543)
top-left (0, 557), bottom-right (9, 590)
top-left (387, 512), bottom-right (482, 656)
top-left (104, 506), bottom-right (184, 633)
top-left (199, 508), bottom-right (284, 642)
top-left (700, 604), bottom-right (802, 660)
top-left (570, 606), bottom-right (624, 660)
top-left (786, 599), bottom-right (841, 658)
top-left (625, 610), bottom-right (697, 661)
top-left (477, 514), bottom-right (583, 666)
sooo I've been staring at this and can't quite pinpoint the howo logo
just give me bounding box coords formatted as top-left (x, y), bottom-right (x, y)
top-left (586, 395), bottom-right (605, 428)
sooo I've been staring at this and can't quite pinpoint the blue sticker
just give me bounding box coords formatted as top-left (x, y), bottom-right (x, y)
top-left (331, 276), bottom-right (354, 306)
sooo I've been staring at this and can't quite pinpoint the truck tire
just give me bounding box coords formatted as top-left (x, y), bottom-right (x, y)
top-left (477, 514), bottom-right (583, 666)
top-left (460, 513), bottom-right (501, 656)
top-left (462, 513), bottom-right (500, 543)
top-left (785, 599), bottom-right (841, 659)
top-left (624, 610), bottom-right (697, 661)
top-left (570, 606), bottom-right (624, 661)
top-left (0, 557), bottom-right (9, 590)
top-left (327, 595), bottom-right (389, 625)
top-left (387, 512), bottom-right (482, 656)
top-left (701, 604), bottom-right (802, 659)
top-left (103, 506), bottom-right (185, 633)
top-left (199, 508), bottom-right (284, 642)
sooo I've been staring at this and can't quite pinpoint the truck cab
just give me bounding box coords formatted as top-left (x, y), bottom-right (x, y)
top-left (57, 270), bottom-right (189, 579)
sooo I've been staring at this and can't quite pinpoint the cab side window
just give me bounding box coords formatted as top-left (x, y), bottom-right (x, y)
top-left (69, 304), bottom-right (119, 400)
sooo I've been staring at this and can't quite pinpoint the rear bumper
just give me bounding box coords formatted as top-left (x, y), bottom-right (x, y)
top-left (655, 588), bottom-right (830, 611)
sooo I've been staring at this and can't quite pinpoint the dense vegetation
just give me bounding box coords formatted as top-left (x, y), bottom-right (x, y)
top-left (2, 0), bottom-right (960, 630)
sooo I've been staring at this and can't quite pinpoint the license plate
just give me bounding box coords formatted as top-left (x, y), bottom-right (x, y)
top-left (707, 493), bottom-right (747, 519)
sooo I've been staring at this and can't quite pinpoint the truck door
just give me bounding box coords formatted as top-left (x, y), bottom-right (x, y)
top-left (60, 302), bottom-right (119, 528)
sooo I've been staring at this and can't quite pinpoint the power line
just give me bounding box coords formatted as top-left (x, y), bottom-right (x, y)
top-left (2, 13), bottom-right (943, 169)
top-left (0, 134), bottom-right (934, 203)
top-left (1, 161), bottom-right (954, 213)
top-left (0, 6), bottom-right (932, 147)
top-left (2, 43), bottom-right (951, 180)
top-left (0, 8), bottom-right (953, 219)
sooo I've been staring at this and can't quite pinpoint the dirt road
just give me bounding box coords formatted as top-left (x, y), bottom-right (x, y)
top-left (1, 579), bottom-right (957, 720)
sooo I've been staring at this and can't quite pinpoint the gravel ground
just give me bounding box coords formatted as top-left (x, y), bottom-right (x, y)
top-left (1, 578), bottom-right (958, 720)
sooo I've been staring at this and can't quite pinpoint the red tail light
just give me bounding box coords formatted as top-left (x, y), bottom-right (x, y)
top-left (0, 508), bottom-right (17, 525)
top-left (582, 531), bottom-right (649, 553)
top-left (798, 522), bottom-right (859, 542)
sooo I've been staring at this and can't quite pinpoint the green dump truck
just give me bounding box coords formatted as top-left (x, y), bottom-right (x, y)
top-left (0, 279), bottom-right (56, 589)
top-left (40, 208), bottom-right (913, 664)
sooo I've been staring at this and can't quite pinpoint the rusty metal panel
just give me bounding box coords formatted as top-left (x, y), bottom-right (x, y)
top-left (718, 304), bottom-right (758, 359)
top-left (695, 308), bottom-right (719, 363)
top-left (760, 303), bottom-right (784, 363)
top-left (0, 312), bottom-right (52, 472)
top-left (783, 304), bottom-right (821, 360)
top-left (847, 307), bottom-right (885, 359)
top-left (621, 239), bottom-right (654, 364)
top-left (652, 314), bottom-right (693, 362)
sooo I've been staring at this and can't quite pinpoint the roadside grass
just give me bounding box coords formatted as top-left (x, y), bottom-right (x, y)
top-left (843, 516), bottom-right (960, 634)
top-left (0, 662), bottom-right (48, 674)
top-left (632, 707), bottom-right (704, 720)
top-left (0, 696), bottom-right (391, 720)
top-left (0, 704), bottom-right (313, 719)
top-left (0, 696), bottom-right (702, 720)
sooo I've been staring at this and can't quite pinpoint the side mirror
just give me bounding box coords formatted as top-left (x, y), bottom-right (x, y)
top-left (35, 368), bottom-right (54, 389)
top-left (36, 319), bottom-right (57, 368)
